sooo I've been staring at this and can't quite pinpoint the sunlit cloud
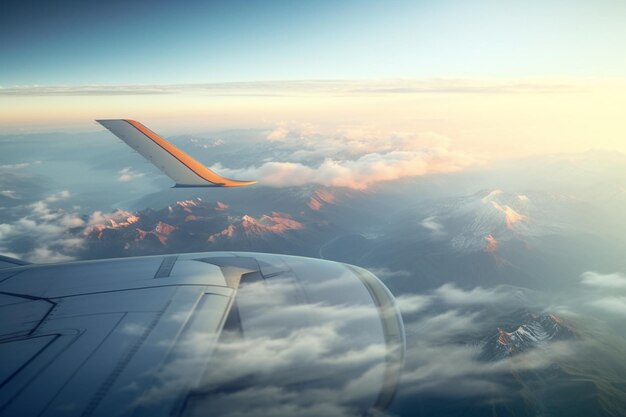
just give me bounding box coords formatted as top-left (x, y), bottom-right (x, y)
top-left (0, 78), bottom-right (586, 97)
top-left (212, 147), bottom-right (478, 189)
top-left (266, 124), bottom-right (289, 141)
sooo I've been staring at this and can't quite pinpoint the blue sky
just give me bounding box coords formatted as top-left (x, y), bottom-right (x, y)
top-left (2, 0), bottom-right (625, 85)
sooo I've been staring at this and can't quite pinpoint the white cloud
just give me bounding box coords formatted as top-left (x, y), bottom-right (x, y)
top-left (581, 271), bottom-right (626, 289)
top-left (421, 216), bottom-right (445, 237)
top-left (366, 267), bottom-right (411, 281)
top-left (132, 294), bottom-right (392, 416)
top-left (0, 190), bottom-right (19, 199)
top-left (400, 338), bottom-right (579, 398)
top-left (0, 78), bottom-right (584, 97)
top-left (212, 147), bottom-right (478, 190)
top-left (0, 162), bottom-right (30, 170)
top-left (434, 283), bottom-right (515, 306)
top-left (0, 192), bottom-right (86, 262)
top-left (588, 297), bottom-right (626, 316)
top-left (30, 246), bottom-right (75, 263)
top-left (396, 294), bottom-right (432, 314)
top-left (44, 190), bottom-right (70, 202)
top-left (118, 167), bottom-right (145, 182)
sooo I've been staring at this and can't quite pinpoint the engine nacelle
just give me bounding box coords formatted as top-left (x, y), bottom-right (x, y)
top-left (184, 253), bottom-right (406, 416)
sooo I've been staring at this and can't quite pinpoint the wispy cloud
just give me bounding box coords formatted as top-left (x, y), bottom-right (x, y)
top-left (118, 167), bottom-right (145, 182)
top-left (0, 85), bottom-right (176, 96)
top-left (0, 162), bottom-right (30, 170)
top-left (434, 283), bottom-right (516, 306)
top-left (588, 297), bottom-right (626, 316)
top-left (580, 271), bottom-right (626, 317)
top-left (421, 216), bottom-right (445, 237)
top-left (581, 271), bottom-right (626, 289)
top-left (0, 78), bottom-right (586, 97)
top-left (0, 190), bottom-right (19, 199)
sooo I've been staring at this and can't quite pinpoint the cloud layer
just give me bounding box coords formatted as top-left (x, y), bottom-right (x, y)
top-left (212, 128), bottom-right (479, 189)
top-left (0, 78), bottom-right (585, 97)
top-left (0, 190), bottom-right (84, 262)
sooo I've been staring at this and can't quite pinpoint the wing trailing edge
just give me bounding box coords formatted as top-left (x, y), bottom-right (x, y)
top-left (97, 119), bottom-right (256, 188)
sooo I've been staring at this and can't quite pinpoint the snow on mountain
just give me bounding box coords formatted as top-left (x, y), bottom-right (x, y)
top-left (428, 189), bottom-right (583, 253)
top-left (308, 189), bottom-right (336, 211)
top-left (208, 212), bottom-right (304, 242)
top-left (479, 310), bottom-right (574, 360)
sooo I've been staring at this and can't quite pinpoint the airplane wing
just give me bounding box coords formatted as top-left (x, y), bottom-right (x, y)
top-left (0, 252), bottom-right (405, 417)
top-left (97, 119), bottom-right (256, 188)
top-left (0, 253), bottom-right (257, 417)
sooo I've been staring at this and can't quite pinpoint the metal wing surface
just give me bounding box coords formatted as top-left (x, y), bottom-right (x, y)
top-left (0, 252), bottom-right (256, 417)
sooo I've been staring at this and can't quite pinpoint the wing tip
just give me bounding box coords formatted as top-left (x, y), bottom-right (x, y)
top-left (98, 118), bottom-right (258, 187)
top-left (173, 180), bottom-right (257, 188)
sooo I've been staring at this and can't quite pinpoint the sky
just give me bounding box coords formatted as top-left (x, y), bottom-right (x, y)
top-left (1, 0), bottom-right (625, 156)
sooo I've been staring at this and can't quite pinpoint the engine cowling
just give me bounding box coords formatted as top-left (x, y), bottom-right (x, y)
top-left (183, 253), bottom-right (406, 416)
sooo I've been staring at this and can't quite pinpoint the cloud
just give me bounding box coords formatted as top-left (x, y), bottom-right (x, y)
top-left (131, 286), bottom-right (394, 417)
top-left (581, 271), bottom-right (626, 289)
top-left (0, 85), bottom-right (176, 96)
top-left (395, 294), bottom-right (432, 314)
top-left (0, 190), bottom-right (19, 199)
top-left (421, 216), bottom-right (445, 237)
top-left (118, 167), bottom-right (145, 182)
top-left (434, 283), bottom-right (516, 306)
top-left (580, 271), bottom-right (626, 316)
top-left (366, 267), bottom-right (411, 281)
top-left (266, 124), bottom-right (289, 141)
top-left (0, 192), bottom-right (85, 262)
top-left (44, 190), bottom-right (70, 202)
top-left (400, 338), bottom-right (579, 398)
top-left (0, 78), bottom-right (584, 97)
top-left (30, 246), bottom-right (74, 263)
top-left (212, 147), bottom-right (478, 189)
top-left (588, 297), bottom-right (626, 316)
top-left (0, 162), bottom-right (30, 170)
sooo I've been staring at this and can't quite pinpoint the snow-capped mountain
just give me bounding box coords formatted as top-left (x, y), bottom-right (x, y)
top-left (410, 188), bottom-right (592, 254)
top-left (479, 310), bottom-right (574, 360)
top-left (79, 196), bottom-right (334, 258)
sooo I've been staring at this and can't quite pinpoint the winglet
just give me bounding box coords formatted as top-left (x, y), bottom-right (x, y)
top-left (97, 119), bottom-right (256, 188)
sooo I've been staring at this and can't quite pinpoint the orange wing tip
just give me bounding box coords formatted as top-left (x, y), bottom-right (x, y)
top-left (97, 119), bottom-right (258, 188)
top-left (173, 180), bottom-right (256, 188)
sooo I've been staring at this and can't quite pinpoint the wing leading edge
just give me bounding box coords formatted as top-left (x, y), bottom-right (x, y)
top-left (97, 119), bottom-right (256, 188)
